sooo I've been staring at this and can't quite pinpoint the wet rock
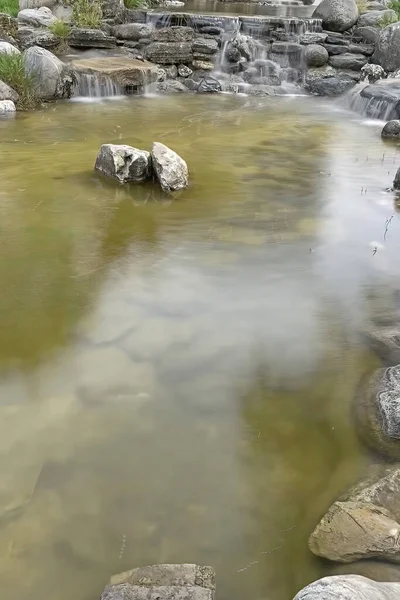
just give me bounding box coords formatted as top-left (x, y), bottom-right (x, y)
top-left (71, 57), bottom-right (158, 91)
top-left (271, 41), bottom-right (302, 54)
top-left (196, 75), bottom-right (221, 93)
top-left (325, 32), bottom-right (349, 44)
top-left (299, 32), bottom-right (328, 44)
top-left (348, 43), bottom-right (375, 55)
top-left (165, 64), bottom-right (178, 78)
top-left (0, 79), bottom-right (18, 102)
top-left (323, 43), bottom-right (349, 55)
top-left (95, 144), bottom-right (151, 183)
top-left (113, 23), bottom-right (152, 41)
top-left (110, 564), bottom-right (215, 589)
top-left (0, 99), bottom-right (15, 112)
top-left (247, 84), bottom-right (276, 96)
top-left (151, 141), bottom-right (189, 193)
top-left (304, 44), bottom-right (329, 67)
top-left (305, 66), bottom-right (355, 95)
top-left (178, 64), bottom-right (192, 77)
top-left (329, 52), bottom-right (368, 70)
top-left (192, 37), bottom-right (218, 55)
top-left (361, 63), bottom-right (386, 82)
top-left (101, 585), bottom-right (214, 600)
top-left (192, 59), bottom-right (213, 71)
top-left (313, 0), bottom-right (359, 32)
top-left (145, 41), bottom-right (192, 64)
top-left (395, 166), bottom-right (400, 188)
top-left (355, 25), bottom-right (380, 43)
top-left (68, 28), bottom-right (116, 48)
top-left (293, 575), bottom-right (400, 600)
top-left (358, 9), bottom-right (397, 26)
top-left (0, 41), bottom-right (20, 54)
top-left (152, 26), bottom-right (194, 42)
top-left (355, 364), bottom-right (400, 458)
top-left (330, 559), bottom-right (400, 581)
top-left (374, 23), bottom-right (400, 72)
top-left (309, 500), bottom-right (400, 563)
top-left (18, 6), bottom-right (56, 27)
top-left (18, 27), bottom-right (58, 50)
top-left (362, 324), bottom-right (400, 359)
top-left (200, 26), bottom-right (223, 35)
top-left (23, 46), bottom-right (75, 99)
top-left (224, 44), bottom-right (241, 63)
top-left (157, 79), bottom-right (187, 93)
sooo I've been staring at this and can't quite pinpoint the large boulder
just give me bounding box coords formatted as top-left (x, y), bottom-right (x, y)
top-left (95, 144), bottom-right (151, 183)
top-left (197, 75), bottom-right (221, 93)
top-left (152, 27), bottom-right (194, 42)
top-left (113, 23), bottom-right (152, 41)
top-left (305, 66), bottom-right (355, 95)
top-left (351, 79), bottom-right (400, 119)
top-left (304, 44), bottom-right (329, 67)
top-left (329, 52), bottom-right (368, 70)
top-left (382, 120), bottom-right (400, 138)
top-left (68, 28), bottom-right (116, 48)
top-left (0, 41), bottom-right (20, 54)
top-left (355, 364), bottom-right (400, 458)
top-left (313, 0), bottom-right (359, 32)
top-left (192, 37), bottom-right (218, 55)
top-left (0, 79), bottom-right (18, 102)
top-left (145, 42), bottom-right (193, 64)
top-left (358, 9), bottom-right (398, 26)
top-left (151, 142), bottom-right (189, 193)
top-left (374, 23), bottom-right (400, 71)
top-left (23, 46), bottom-right (75, 100)
top-left (71, 57), bottom-right (158, 93)
top-left (18, 6), bottom-right (56, 27)
top-left (293, 575), bottom-right (400, 600)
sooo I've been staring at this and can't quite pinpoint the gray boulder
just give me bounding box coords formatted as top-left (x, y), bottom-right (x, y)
top-left (18, 6), bottom-right (56, 27)
top-left (304, 44), bottom-right (329, 67)
top-left (95, 144), bottom-right (151, 183)
top-left (0, 41), bottom-right (20, 54)
top-left (360, 63), bottom-right (386, 82)
top-left (157, 80), bottom-right (187, 93)
top-left (358, 9), bottom-right (398, 26)
top-left (113, 23), bottom-right (152, 41)
top-left (23, 46), bottom-right (75, 99)
top-left (355, 364), bottom-right (400, 458)
top-left (110, 564), bottom-right (215, 589)
top-left (313, 0), bottom-right (359, 32)
top-left (178, 64), bottom-right (192, 77)
top-left (362, 324), bottom-right (400, 360)
top-left (145, 42), bottom-right (192, 64)
top-left (299, 32), bottom-right (328, 44)
top-left (329, 53), bottom-right (368, 69)
top-left (197, 75), bottom-right (221, 93)
top-left (0, 79), bottom-right (18, 102)
top-left (395, 166), bottom-right (400, 188)
top-left (151, 142), bottom-right (189, 193)
top-left (68, 28), bottom-right (116, 48)
top-left (0, 99), bottom-right (15, 112)
top-left (18, 27), bottom-right (59, 50)
top-left (374, 23), bottom-right (400, 71)
top-left (305, 66), bottom-right (355, 95)
top-left (355, 25), bottom-right (380, 43)
top-left (192, 37), bottom-right (218, 55)
top-left (293, 575), bottom-right (400, 600)
top-left (152, 27), bottom-right (194, 42)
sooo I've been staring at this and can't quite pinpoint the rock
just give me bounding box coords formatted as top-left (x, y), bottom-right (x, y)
top-left (247, 84), bottom-right (277, 96)
top-left (71, 57), bottom-right (158, 92)
top-left (0, 99), bottom-right (15, 112)
top-left (304, 44), bottom-right (329, 67)
top-left (0, 41), bottom-right (20, 54)
top-left (151, 142), bottom-right (189, 193)
top-left (157, 80), bottom-right (187, 93)
top-left (354, 79), bottom-right (400, 118)
top-left (110, 564), bottom-right (216, 589)
top-left (23, 46), bottom-right (75, 100)
top-left (101, 585), bottom-right (213, 600)
top-left (178, 64), bottom-right (192, 77)
top-left (94, 144), bottom-right (151, 183)
top-left (362, 324), bottom-right (400, 359)
top-left (309, 500), bottom-right (400, 563)
top-left (19, 0), bottom-right (56, 8)
top-left (323, 43), bottom-right (349, 55)
top-left (329, 52), bottom-right (368, 70)
top-left (164, 64), bottom-right (177, 78)
top-left (197, 75), bottom-right (221, 93)
top-left (293, 575), bottom-right (400, 600)
top-left (348, 43), bottom-right (375, 55)
top-left (152, 26), bottom-right (194, 42)
top-left (325, 32), bottom-right (349, 44)
top-left (355, 364), bottom-right (400, 458)
top-left (361, 63), bottom-right (386, 82)
top-left (200, 26), bottom-right (223, 35)
top-left (374, 23), bottom-right (400, 71)
top-left (350, 468), bottom-right (400, 520)
top-left (305, 66), bottom-right (355, 95)
top-left (0, 79), bottom-right (18, 102)
top-left (18, 6), bottom-right (56, 27)
top-left (271, 41), bottom-right (302, 54)
top-left (358, 9), bottom-right (398, 26)
top-left (68, 28), bottom-right (116, 48)
top-left (299, 32), bottom-right (328, 44)
top-left (18, 27), bottom-right (59, 49)
top-left (192, 59), bottom-right (213, 70)
top-left (145, 41), bottom-right (192, 64)
top-left (395, 166), bottom-right (400, 188)
top-left (192, 37), bottom-right (218, 55)
top-left (113, 23), bottom-right (152, 41)
top-left (355, 25), bottom-right (380, 43)
top-left (313, 0), bottom-right (359, 32)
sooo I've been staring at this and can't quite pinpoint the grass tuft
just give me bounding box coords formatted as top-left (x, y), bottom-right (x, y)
top-left (71, 0), bottom-right (102, 28)
top-left (0, 52), bottom-right (36, 109)
top-left (378, 12), bottom-right (399, 26)
top-left (123, 0), bottom-right (159, 8)
top-left (0, 0), bottom-right (18, 17)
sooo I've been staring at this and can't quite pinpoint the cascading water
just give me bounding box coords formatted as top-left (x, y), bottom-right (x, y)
top-left (344, 79), bottom-right (400, 120)
top-left (74, 72), bottom-right (123, 98)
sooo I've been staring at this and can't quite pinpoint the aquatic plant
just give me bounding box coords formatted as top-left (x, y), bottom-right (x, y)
top-left (0, 0), bottom-right (18, 17)
top-left (71, 0), bottom-right (102, 28)
top-left (0, 53), bottom-right (36, 109)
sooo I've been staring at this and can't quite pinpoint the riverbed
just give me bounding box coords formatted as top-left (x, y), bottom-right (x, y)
top-left (0, 93), bottom-right (399, 600)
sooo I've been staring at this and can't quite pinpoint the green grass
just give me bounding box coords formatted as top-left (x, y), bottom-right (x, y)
top-left (49, 19), bottom-right (70, 39)
top-left (388, 0), bottom-right (400, 17)
top-left (378, 11), bottom-right (399, 26)
top-left (123, 0), bottom-right (158, 8)
top-left (0, 0), bottom-right (18, 17)
top-left (71, 0), bottom-right (102, 28)
top-left (0, 53), bottom-right (36, 109)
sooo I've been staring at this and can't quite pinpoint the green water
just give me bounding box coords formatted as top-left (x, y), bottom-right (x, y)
top-left (0, 93), bottom-right (399, 600)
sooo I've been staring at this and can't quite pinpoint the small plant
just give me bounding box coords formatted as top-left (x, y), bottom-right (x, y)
top-left (378, 12), bottom-right (399, 26)
top-left (124, 0), bottom-right (159, 8)
top-left (71, 0), bottom-right (102, 28)
top-left (0, 53), bottom-right (36, 109)
top-left (49, 19), bottom-right (70, 39)
top-left (355, 0), bottom-right (369, 14)
top-left (0, 0), bottom-right (18, 17)
top-left (389, 0), bottom-right (400, 17)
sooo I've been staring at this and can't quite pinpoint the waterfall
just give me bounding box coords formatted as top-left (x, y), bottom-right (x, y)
top-left (74, 72), bottom-right (123, 99)
top-left (344, 80), bottom-right (400, 120)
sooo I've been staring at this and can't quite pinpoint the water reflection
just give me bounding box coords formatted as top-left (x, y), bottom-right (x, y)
top-left (0, 95), bottom-right (398, 600)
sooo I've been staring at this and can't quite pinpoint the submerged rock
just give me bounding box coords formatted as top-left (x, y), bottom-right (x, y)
top-left (102, 584), bottom-right (213, 600)
top-left (362, 324), bottom-right (400, 358)
top-left (313, 0), bottom-right (359, 32)
top-left (18, 6), bottom-right (56, 27)
top-left (23, 46), bottom-right (75, 100)
top-left (293, 575), bottom-right (400, 600)
top-left (355, 365), bottom-right (400, 459)
top-left (0, 99), bottom-right (15, 112)
top-left (95, 144), bottom-right (151, 183)
top-left (151, 142), bottom-right (189, 193)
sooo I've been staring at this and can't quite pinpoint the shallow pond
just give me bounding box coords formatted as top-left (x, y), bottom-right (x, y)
top-left (0, 93), bottom-right (399, 600)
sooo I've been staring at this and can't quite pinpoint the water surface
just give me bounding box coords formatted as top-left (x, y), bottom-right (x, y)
top-left (0, 94), bottom-right (399, 600)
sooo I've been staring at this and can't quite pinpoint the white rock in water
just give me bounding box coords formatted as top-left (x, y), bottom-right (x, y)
top-left (151, 141), bottom-right (189, 192)
top-left (293, 575), bottom-right (400, 599)
top-left (0, 42), bottom-right (21, 55)
top-left (0, 100), bottom-right (16, 113)
top-left (95, 144), bottom-right (152, 183)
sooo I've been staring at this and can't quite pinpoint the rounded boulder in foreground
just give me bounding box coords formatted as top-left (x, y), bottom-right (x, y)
top-left (382, 120), bottom-right (400, 139)
top-left (294, 575), bottom-right (400, 599)
top-left (304, 44), bottom-right (329, 67)
top-left (151, 142), bottom-right (189, 193)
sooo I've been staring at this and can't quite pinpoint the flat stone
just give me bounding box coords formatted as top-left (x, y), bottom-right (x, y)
top-left (110, 564), bottom-right (215, 589)
top-left (299, 32), bottom-right (328, 44)
top-left (322, 43), bottom-right (349, 55)
top-left (68, 28), bottom-right (116, 49)
top-left (355, 25), bottom-right (379, 43)
top-left (329, 52), bottom-right (368, 70)
top-left (192, 37), bottom-right (218, 55)
top-left (113, 23), bottom-right (152, 41)
top-left (71, 57), bottom-right (158, 89)
top-left (362, 324), bottom-right (400, 362)
top-left (152, 26), bottom-right (194, 42)
top-left (145, 41), bottom-right (193, 64)
top-left (270, 41), bottom-right (302, 54)
top-left (101, 585), bottom-right (213, 600)
top-left (18, 27), bottom-right (58, 50)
